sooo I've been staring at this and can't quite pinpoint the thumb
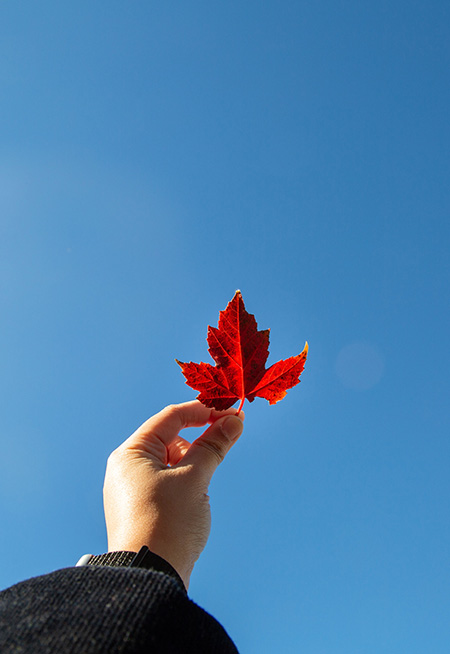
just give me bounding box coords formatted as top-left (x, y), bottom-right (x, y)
top-left (180, 414), bottom-right (244, 482)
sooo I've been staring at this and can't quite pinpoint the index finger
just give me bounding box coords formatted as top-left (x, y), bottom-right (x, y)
top-left (124, 401), bottom-right (239, 452)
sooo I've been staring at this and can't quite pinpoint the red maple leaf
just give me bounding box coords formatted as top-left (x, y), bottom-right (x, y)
top-left (176, 291), bottom-right (308, 413)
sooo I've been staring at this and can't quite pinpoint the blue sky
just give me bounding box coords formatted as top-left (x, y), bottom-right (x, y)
top-left (1, 1), bottom-right (449, 652)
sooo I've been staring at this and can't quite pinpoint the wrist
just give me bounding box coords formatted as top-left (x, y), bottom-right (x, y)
top-left (107, 536), bottom-right (194, 590)
top-left (76, 546), bottom-right (187, 592)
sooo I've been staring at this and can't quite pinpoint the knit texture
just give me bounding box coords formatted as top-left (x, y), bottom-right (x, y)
top-left (0, 567), bottom-right (239, 653)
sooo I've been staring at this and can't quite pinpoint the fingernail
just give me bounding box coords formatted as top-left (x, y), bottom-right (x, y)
top-left (220, 416), bottom-right (244, 441)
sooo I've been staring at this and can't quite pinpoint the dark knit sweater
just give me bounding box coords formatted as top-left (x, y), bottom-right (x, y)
top-left (0, 566), bottom-right (238, 653)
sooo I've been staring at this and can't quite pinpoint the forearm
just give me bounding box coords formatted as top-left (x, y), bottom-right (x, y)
top-left (0, 566), bottom-right (239, 653)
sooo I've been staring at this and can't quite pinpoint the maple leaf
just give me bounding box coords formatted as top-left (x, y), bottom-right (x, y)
top-left (176, 290), bottom-right (308, 413)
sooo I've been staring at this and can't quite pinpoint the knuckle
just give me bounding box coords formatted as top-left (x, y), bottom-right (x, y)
top-left (161, 403), bottom-right (187, 428)
top-left (163, 403), bottom-right (178, 414)
top-left (106, 446), bottom-right (126, 469)
top-left (196, 439), bottom-right (225, 465)
top-left (106, 449), bottom-right (119, 467)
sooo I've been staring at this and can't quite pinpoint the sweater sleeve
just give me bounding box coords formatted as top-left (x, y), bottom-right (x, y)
top-left (0, 566), bottom-right (239, 654)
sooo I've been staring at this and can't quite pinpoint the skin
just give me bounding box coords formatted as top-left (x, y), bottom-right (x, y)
top-left (103, 401), bottom-right (244, 589)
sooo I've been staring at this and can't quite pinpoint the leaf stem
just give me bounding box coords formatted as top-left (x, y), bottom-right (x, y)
top-left (236, 396), bottom-right (245, 415)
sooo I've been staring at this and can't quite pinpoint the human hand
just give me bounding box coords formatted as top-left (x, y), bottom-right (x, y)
top-left (103, 401), bottom-right (244, 589)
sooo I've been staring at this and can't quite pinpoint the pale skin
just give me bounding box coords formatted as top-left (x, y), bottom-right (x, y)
top-left (103, 401), bottom-right (244, 590)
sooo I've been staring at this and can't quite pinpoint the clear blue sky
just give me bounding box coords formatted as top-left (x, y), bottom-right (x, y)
top-left (1, 2), bottom-right (449, 652)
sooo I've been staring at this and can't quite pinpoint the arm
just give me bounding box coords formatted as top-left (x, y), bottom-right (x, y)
top-left (0, 401), bottom-right (244, 653)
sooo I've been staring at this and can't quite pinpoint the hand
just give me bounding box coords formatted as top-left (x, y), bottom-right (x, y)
top-left (103, 401), bottom-right (244, 589)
